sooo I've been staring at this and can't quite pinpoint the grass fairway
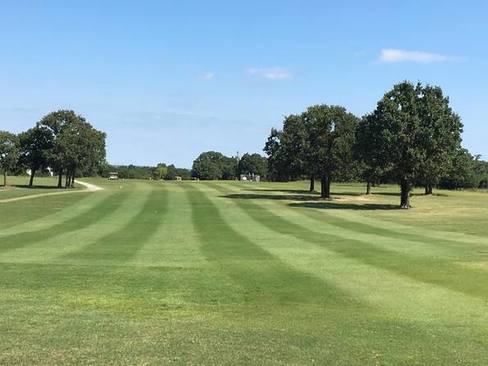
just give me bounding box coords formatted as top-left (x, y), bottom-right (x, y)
top-left (1, 179), bottom-right (488, 365)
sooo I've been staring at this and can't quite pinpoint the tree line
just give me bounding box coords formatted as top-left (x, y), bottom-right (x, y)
top-left (101, 163), bottom-right (192, 180)
top-left (264, 81), bottom-right (487, 208)
top-left (191, 151), bottom-right (267, 180)
top-left (0, 110), bottom-right (106, 187)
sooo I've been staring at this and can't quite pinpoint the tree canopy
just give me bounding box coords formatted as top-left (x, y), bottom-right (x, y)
top-left (0, 131), bottom-right (19, 186)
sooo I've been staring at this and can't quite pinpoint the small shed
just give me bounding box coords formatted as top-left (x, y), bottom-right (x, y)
top-left (175, 176), bottom-right (182, 181)
top-left (108, 172), bottom-right (119, 180)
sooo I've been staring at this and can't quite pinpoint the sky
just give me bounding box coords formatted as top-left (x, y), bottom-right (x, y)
top-left (0, 1), bottom-right (487, 168)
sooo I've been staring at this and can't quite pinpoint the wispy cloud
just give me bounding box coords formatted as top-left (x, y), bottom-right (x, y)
top-left (246, 67), bottom-right (294, 80)
top-left (378, 48), bottom-right (463, 64)
top-left (199, 72), bottom-right (215, 80)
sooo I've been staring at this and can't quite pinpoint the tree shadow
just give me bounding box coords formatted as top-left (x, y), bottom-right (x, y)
top-left (12, 184), bottom-right (62, 190)
top-left (241, 188), bottom-right (318, 195)
top-left (289, 201), bottom-right (399, 211)
top-left (222, 193), bottom-right (400, 210)
top-left (223, 193), bottom-right (321, 201)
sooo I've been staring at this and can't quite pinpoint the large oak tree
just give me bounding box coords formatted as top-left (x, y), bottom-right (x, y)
top-left (303, 105), bottom-right (358, 198)
top-left (366, 81), bottom-right (463, 208)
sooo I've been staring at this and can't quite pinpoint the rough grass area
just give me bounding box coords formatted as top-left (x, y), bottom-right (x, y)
top-left (0, 176), bottom-right (82, 200)
top-left (1, 179), bottom-right (488, 365)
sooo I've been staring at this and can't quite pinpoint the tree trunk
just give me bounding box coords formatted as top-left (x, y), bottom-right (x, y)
top-left (3, 169), bottom-right (6, 187)
top-left (71, 171), bottom-right (75, 188)
top-left (57, 172), bottom-right (63, 188)
top-left (425, 183), bottom-right (433, 195)
top-left (65, 172), bottom-right (70, 188)
top-left (366, 181), bottom-right (371, 195)
top-left (29, 169), bottom-right (36, 187)
top-left (320, 175), bottom-right (331, 199)
top-left (309, 175), bottom-right (315, 192)
top-left (400, 180), bottom-right (411, 209)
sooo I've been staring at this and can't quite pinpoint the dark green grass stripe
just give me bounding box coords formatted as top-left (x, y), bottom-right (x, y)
top-left (65, 186), bottom-right (169, 262)
top-left (0, 191), bottom-right (130, 254)
top-left (184, 184), bottom-right (357, 307)
top-left (211, 183), bottom-right (488, 301)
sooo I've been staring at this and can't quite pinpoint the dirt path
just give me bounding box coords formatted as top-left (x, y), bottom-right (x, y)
top-left (75, 180), bottom-right (104, 192)
top-left (0, 180), bottom-right (104, 204)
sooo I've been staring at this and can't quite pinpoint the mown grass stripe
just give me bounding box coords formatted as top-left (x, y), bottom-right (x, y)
top-left (201, 184), bottom-right (488, 328)
top-left (0, 191), bottom-right (131, 255)
top-left (131, 183), bottom-right (207, 268)
top-left (211, 183), bottom-right (488, 301)
top-left (64, 185), bottom-right (168, 263)
top-left (0, 187), bottom-right (148, 263)
top-left (184, 183), bottom-right (357, 307)
top-left (0, 192), bottom-right (94, 233)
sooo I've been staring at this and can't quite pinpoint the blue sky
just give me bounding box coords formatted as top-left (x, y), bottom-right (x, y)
top-left (1, 1), bottom-right (487, 167)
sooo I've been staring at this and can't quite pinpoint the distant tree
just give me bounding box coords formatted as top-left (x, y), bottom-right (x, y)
top-left (0, 131), bottom-right (19, 186)
top-left (192, 151), bottom-right (225, 180)
top-left (303, 105), bottom-right (358, 198)
top-left (238, 153), bottom-right (267, 178)
top-left (156, 163), bottom-right (168, 180)
top-left (18, 126), bottom-right (53, 187)
top-left (221, 156), bottom-right (238, 180)
top-left (367, 81), bottom-right (463, 208)
top-left (439, 148), bottom-right (477, 189)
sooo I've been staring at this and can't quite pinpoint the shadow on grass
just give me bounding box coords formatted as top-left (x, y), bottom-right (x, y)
top-left (241, 188), bottom-right (318, 195)
top-left (223, 193), bottom-right (322, 201)
top-left (13, 184), bottom-right (68, 190)
top-left (222, 193), bottom-right (400, 210)
top-left (289, 202), bottom-right (399, 211)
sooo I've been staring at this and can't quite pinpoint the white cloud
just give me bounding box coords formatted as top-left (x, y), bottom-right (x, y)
top-left (246, 67), bottom-right (294, 80)
top-left (199, 72), bottom-right (215, 80)
top-left (378, 48), bottom-right (463, 64)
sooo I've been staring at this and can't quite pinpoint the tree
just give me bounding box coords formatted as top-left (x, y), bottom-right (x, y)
top-left (367, 81), bottom-right (463, 208)
top-left (303, 105), bottom-right (358, 198)
top-left (56, 117), bottom-right (106, 188)
top-left (439, 148), bottom-right (477, 189)
top-left (264, 128), bottom-right (288, 181)
top-left (416, 85), bottom-right (463, 194)
top-left (238, 153), bottom-right (267, 178)
top-left (0, 131), bottom-right (19, 186)
top-left (18, 126), bottom-right (53, 187)
top-left (192, 151), bottom-right (226, 180)
top-left (355, 115), bottom-right (391, 194)
top-left (280, 114), bottom-right (310, 185)
top-left (38, 110), bottom-right (81, 187)
top-left (156, 163), bottom-right (168, 180)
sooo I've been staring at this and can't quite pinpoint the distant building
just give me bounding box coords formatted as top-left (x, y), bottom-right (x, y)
top-left (108, 172), bottom-right (119, 180)
top-left (240, 173), bottom-right (260, 182)
top-left (175, 176), bottom-right (182, 181)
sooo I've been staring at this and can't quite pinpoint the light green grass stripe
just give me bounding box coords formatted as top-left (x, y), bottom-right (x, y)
top-left (202, 183), bottom-right (488, 331)
top-left (0, 185), bottom-right (148, 263)
top-left (209, 182), bottom-right (488, 301)
top-left (0, 192), bottom-right (95, 234)
top-left (131, 182), bottom-right (208, 268)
